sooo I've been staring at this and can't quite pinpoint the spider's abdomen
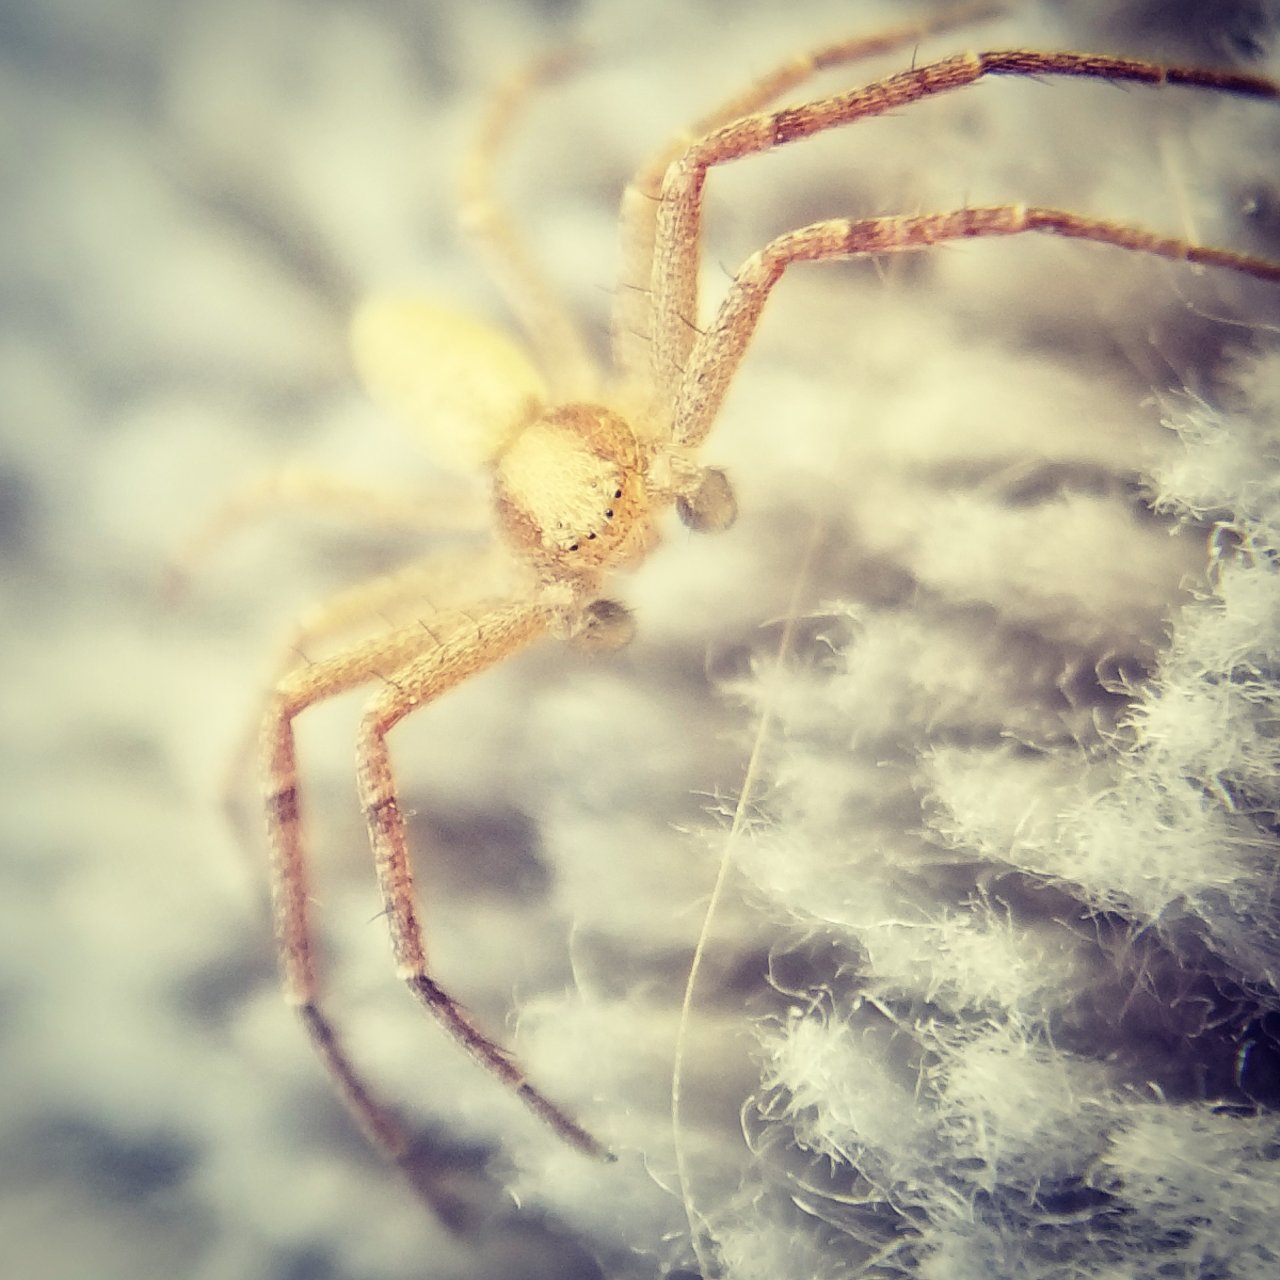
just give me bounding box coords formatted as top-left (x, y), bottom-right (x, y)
top-left (494, 403), bottom-right (653, 574)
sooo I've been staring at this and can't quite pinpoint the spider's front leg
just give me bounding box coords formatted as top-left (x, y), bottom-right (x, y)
top-left (262, 591), bottom-right (612, 1194)
top-left (611, 0), bottom-right (1004, 393)
top-left (670, 206), bottom-right (1280, 448)
top-left (351, 599), bottom-right (611, 1158)
top-left (263, 622), bottom-right (461, 1159)
top-left (647, 46), bottom-right (1280, 415)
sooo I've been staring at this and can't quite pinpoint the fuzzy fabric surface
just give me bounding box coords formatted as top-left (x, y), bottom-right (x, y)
top-left (3, 1), bottom-right (1280, 1278)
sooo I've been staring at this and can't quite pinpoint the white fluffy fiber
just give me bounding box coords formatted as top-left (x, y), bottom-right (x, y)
top-left (3, 1), bottom-right (1280, 1278)
top-left (715, 360), bottom-right (1280, 1279)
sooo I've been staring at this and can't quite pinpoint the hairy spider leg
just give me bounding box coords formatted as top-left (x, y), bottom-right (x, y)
top-left (612, 0), bottom-right (1005, 394)
top-left (264, 624), bottom-right (453, 1154)
top-left (650, 49), bottom-right (1280, 411)
top-left (351, 601), bottom-right (610, 1156)
top-left (261, 598), bottom-right (608, 1177)
top-left (215, 547), bottom-right (506, 843)
top-left (673, 207), bottom-right (1280, 448)
top-left (276, 548), bottom-right (517, 652)
top-left (165, 470), bottom-right (489, 597)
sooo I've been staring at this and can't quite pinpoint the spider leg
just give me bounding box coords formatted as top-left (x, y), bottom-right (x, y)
top-left (263, 621), bottom-right (469, 1166)
top-left (459, 48), bottom-right (598, 399)
top-left (352, 601), bottom-right (611, 1158)
top-left (219, 547), bottom-right (511, 843)
top-left (165, 467), bottom-right (486, 599)
top-left (650, 48), bottom-right (1280, 407)
top-left (280, 545), bottom-right (516, 650)
top-left (612, 0), bottom-right (1004, 391)
top-left (263, 590), bottom-right (607, 1165)
top-left (673, 206), bottom-right (1280, 447)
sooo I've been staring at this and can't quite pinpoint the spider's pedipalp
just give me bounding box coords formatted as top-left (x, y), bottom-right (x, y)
top-left (568, 597), bottom-right (636, 651)
top-left (676, 466), bottom-right (737, 534)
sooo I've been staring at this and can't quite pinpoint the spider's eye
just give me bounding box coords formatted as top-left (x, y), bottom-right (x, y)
top-left (613, 488), bottom-right (623, 499)
top-left (604, 509), bottom-right (614, 520)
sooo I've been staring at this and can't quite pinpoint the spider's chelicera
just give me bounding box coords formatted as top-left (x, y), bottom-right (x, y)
top-left (190, 2), bottom-right (1280, 1218)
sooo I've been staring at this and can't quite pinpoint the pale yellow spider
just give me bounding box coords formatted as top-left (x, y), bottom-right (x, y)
top-left (220, 1), bottom-right (1280, 1215)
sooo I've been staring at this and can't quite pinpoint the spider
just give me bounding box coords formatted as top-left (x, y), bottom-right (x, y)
top-left (201, 0), bottom-right (1280, 1215)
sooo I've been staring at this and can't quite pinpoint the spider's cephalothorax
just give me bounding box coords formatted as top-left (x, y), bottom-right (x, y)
top-left (492, 400), bottom-right (738, 576)
top-left (199, 0), bottom-right (1280, 1221)
top-left (493, 402), bottom-right (655, 573)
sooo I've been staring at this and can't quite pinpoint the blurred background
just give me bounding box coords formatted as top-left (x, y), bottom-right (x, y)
top-left (3, 1), bottom-right (1279, 1277)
